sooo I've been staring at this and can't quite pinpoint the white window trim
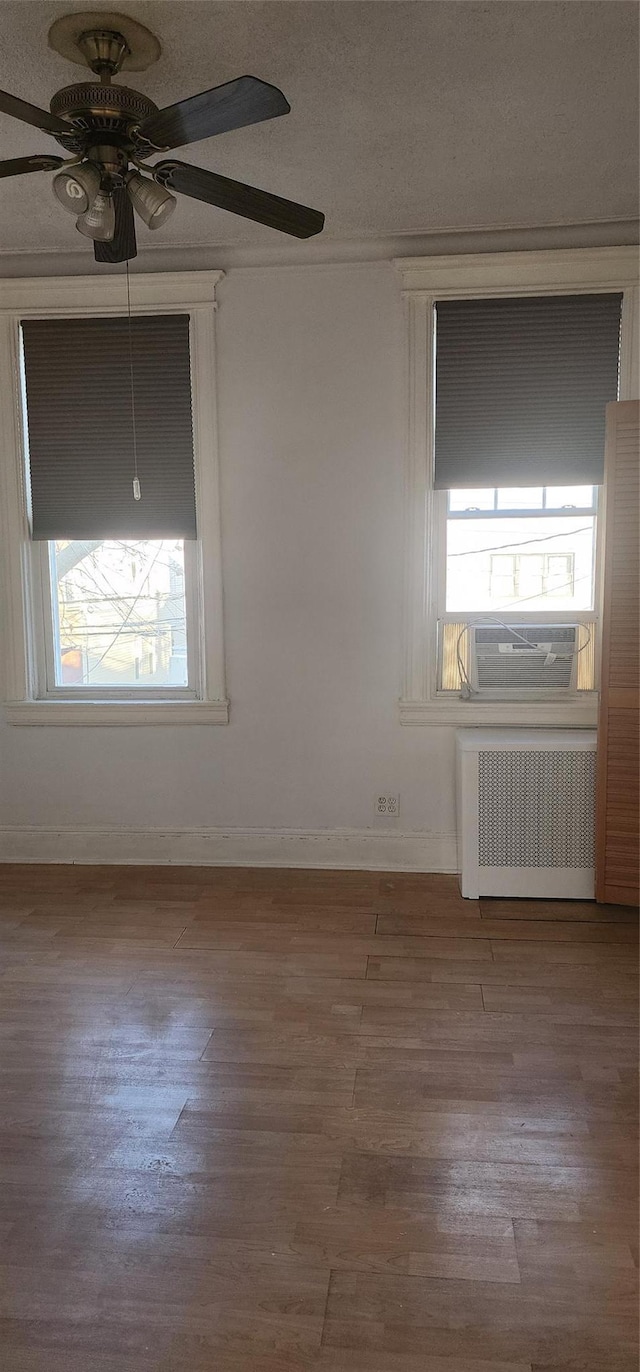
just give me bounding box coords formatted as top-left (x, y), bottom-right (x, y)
top-left (0, 270), bottom-right (229, 725)
top-left (394, 246), bottom-right (640, 726)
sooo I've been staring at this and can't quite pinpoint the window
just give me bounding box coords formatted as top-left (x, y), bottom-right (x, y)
top-left (0, 271), bottom-right (228, 724)
top-left (432, 289), bottom-right (618, 697)
top-left (394, 246), bottom-right (638, 724)
top-left (433, 291), bottom-right (621, 699)
top-left (21, 312), bottom-right (202, 703)
top-left (49, 539), bottom-right (190, 690)
top-left (445, 485), bottom-right (597, 615)
top-left (439, 484), bottom-right (598, 692)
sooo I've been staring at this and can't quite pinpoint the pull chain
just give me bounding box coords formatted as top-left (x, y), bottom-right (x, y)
top-left (126, 261), bottom-right (141, 500)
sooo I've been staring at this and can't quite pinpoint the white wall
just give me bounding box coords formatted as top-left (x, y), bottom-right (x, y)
top-left (0, 262), bottom-right (457, 867)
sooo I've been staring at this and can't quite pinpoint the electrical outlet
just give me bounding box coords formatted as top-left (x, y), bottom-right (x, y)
top-left (376, 794), bottom-right (400, 817)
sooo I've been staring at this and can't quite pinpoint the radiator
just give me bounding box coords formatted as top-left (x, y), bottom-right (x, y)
top-left (456, 728), bottom-right (597, 899)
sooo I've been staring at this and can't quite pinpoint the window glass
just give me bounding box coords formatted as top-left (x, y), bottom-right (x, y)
top-left (547, 553), bottom-right (574, 595)
top-left (445, 485), bottom-right (596, 613)
top-left (50, 539), bottom-right (188, 688)
top-left (496, 487), bottom-right (544, 510)
top-left (544, 485), bottom-right (595, 509)
top-left (489, 553), bottom-right (517, 600)
top-left (448, 489), bottom-right (495, 512)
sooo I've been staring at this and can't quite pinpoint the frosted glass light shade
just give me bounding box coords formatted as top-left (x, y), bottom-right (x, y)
top-left (53, 163), bottom-right (101, 215)
top-left (76, 190), bottom-right (115, 241)
top-left (127, 171), bottom-right (176, 229)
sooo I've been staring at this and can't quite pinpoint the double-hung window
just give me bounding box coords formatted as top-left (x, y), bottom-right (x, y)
top-left (433, 291), bottom-right (621, 696)
top-left (0, 272), bottom-right (227, 724)
top-left (440, 483), bottom-right (599, 691)
top-left (395, 247), bottom-right (638, 724)
top-left (22, 311), bottom-right (199, 700)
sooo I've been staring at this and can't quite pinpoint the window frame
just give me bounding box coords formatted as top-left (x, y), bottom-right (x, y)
top-left (0, 271), bottom-right (228, 725)
top-left (394, 246), bottom-right (639, 726)
top-left (447, 486), bottom-right (598, 517)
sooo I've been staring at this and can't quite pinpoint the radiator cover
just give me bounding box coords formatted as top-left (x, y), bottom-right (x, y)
top-left (456, 728), bottom-right (597, 898)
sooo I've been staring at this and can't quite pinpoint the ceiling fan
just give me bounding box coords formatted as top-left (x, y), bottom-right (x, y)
top-left (0, 9), bottom-right (325, 262)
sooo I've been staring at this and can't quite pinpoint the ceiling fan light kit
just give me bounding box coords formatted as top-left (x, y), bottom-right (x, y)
top-left (75, 188), bottom-right (116, 241)
top-left (0, 9), bottom-right (324, 262)
top-left (52, 161), bottom-right (101, 213)
top-left (126, 170), bottom-right (177, 229)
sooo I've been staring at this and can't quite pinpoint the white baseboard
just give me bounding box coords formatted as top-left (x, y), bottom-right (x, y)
top-left (0, 826), bottom-right (458, 872)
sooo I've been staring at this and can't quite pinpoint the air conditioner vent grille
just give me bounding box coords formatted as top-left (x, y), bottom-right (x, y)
top-left (475, 655), bottom-right (574, 691)
top-left (477, 656), bottom-right (574, 689)
top-left (470, 623), bottom-right (579, 694)
top-left (478, 749), bottom-right (596, 868)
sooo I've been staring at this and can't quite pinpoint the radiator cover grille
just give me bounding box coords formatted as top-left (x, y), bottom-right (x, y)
top-left (478, 749), bottom-right (596, 868)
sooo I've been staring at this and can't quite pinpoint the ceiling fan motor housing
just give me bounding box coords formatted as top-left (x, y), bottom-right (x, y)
top-left (49, 82), bottom-right (158, 155)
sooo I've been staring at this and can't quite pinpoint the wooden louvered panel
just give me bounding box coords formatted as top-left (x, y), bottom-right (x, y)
top-left (607, 432), bottom-right (639, 688)
top-left (603, 709), bottom-right (639, 893)
top-left (596, 401), bottom-right (639, 906)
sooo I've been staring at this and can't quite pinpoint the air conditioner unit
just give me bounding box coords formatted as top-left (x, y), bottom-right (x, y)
top-left (469, 624), bottom-right (579, 696)
top-left (456, 728), bottom-right (597, 898)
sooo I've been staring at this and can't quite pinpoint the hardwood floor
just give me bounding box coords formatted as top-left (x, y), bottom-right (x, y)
top-left (0, 864), bottom-right (637, 1372)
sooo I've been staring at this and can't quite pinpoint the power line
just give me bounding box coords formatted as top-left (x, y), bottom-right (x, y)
top-left (85, 544), bottom-right (165, 680)
top-left (447, 523), bottom-right (593, 558)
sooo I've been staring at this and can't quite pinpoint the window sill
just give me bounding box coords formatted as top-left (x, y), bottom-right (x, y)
top-left (5, 699), bottom-right (229, 726)
top-left (399, 696), bottom-right (598, 727)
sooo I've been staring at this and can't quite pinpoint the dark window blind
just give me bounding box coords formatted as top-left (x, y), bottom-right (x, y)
top-left (434, 293), bottom-right (622, 489)
top-left (22, 313), bottom-right (197, 539)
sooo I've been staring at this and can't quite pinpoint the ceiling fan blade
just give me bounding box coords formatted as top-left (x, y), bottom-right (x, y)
top-left (0, 88), bottom-right (69, 136)
top-left (136, 75), bottom-right (290, 151)
top-left (93, 187), bottom-right (137, 264)
top-left (0, 154), bottom-right (64, 179)
top-left (154, 160), bottom-right (325, 239)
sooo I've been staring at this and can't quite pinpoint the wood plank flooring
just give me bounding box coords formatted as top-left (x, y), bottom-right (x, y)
top-left (0, 864), bottom-right (637, 1372)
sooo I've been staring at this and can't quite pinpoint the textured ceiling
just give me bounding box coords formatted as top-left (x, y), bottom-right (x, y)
top-left (0, 0), bottom-right (637, 263)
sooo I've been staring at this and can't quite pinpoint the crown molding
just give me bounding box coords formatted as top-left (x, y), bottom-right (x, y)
top-left (0, 220), bottom-right (636, 279)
